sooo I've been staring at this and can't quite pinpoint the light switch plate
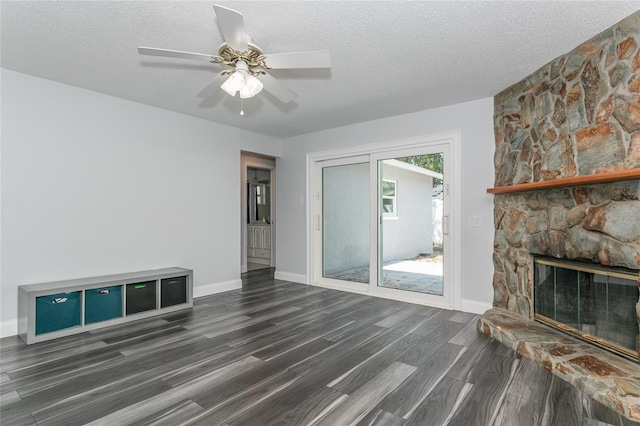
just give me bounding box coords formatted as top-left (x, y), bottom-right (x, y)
top-left (469, 216), bottom-right (481, 227)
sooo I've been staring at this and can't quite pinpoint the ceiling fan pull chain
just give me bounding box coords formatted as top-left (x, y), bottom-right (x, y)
top-left (240, 98), bottom-right (245, 116)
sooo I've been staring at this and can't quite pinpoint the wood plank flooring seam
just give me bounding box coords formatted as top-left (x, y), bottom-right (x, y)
top-left (447, 355), bottom-right (521, 425)
top-left (136, 400), bottom-right (206, 426)
top-left (204, 371), bottom-right (304, 426)
top-left (403, 377), bottom-right (472, 426)
top-left (401, 345), bottom-right (469, 419)
top-left (268, 387), bottom-right (349, 426)
top-left (1, 341), bottom-right (110, 375)
top-left (327, 322), bottom-right (432, 390)
top-left (255, 321), bottom-right (356, 362)
top-left (491, 393), bottom-right (542, 426)
top-left (314, 361), bottom-right (417, 426)
top-left (303, 393), bottom-right (350, 426)
top-left (80, 356), bottom-right (264, 426)
top-left (187, 371), bottom-right (302, 424)
top-left (326, 314), bottom-right (442, 390)
top-left (485, 357), bottom-right (524, 425)
top-left (438, 382), bottom-right (474, 426)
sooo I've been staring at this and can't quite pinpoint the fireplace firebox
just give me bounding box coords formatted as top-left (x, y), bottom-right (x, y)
top-left (534, 257), bottom-right (640, 362)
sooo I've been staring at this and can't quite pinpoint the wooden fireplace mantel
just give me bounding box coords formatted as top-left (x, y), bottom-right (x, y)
top-left (487, 168), bottom-right (640, 194)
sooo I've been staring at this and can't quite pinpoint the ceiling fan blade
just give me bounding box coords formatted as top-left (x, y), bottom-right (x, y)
top-left (138, 47), bottom-right (219, 63)
top-left (213, 5), bottom-right (248, 52)
top-left (197, 72), bottom-right (230, 98)
top-left (264, 51), bottom-right (331, 69)
top-left (257, 71), bottom-right (298, 104)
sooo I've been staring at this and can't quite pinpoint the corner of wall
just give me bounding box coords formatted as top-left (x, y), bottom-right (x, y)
top-left (461, 299), bottom-right (493, 315)
top-left (193, 279), bottom-right (242, 299)
top-left (274, 271), bottom-right (308, 284)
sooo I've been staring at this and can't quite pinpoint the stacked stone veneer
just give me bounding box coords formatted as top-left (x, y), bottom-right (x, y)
top-left (492, 11), bottom-right (640, 318)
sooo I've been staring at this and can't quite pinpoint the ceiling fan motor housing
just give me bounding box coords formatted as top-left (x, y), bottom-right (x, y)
top-left (217, 42), bottom-right (265, 70)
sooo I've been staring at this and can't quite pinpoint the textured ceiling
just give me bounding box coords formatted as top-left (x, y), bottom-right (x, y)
top-left (2, 1), bottom-right (639, 139)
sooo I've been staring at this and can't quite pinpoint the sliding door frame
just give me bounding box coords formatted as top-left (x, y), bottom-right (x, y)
top-left (312, 155), bottom-right (371, 294)
top-left (306, 131), bottom-right (462, 310)
top-left (369, 143), bottom-right (452, 308)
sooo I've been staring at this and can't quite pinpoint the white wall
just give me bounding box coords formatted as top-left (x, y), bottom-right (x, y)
top-left (1, 69), bottom-right (282, 334)
top-left (276, 98), bottom-right (495, 312)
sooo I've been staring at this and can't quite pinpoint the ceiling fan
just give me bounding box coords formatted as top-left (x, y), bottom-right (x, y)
top-left (138, 4), bottom-right (331, 107)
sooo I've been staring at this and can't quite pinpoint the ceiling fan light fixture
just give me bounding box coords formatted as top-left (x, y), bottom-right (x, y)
top-left (239, 74), bottom-right (264, 99)
top-left (221, 70), bottom-right (245, 96)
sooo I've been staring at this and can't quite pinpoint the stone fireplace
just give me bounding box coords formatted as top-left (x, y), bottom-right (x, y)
top-left (479, 10), bottom-right (640, 422)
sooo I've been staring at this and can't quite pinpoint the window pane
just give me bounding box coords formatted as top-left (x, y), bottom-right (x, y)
top-left (382, 180), bottom-right (396, 196)
top-left (382, 198), bottom-right (394, 213)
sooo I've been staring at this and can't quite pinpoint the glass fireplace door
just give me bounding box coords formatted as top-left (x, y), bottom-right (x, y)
top-left (534, 257), bottom-right (639, 361)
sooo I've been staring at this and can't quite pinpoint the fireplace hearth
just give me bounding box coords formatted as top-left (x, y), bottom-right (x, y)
top-left (479, 308), bottom-right (640, 421)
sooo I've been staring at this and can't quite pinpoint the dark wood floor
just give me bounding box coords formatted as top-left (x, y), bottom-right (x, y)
top-left (1, 277), bottom-right (637, 425)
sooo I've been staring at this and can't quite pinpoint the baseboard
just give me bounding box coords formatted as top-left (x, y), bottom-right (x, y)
top-left (272, 275), bottom-right (492, 315)
top-left (461, 299), bottom-right (493, 315)
top-left (0, 287), bottom-right (488, 338)
top-left (274, 271), bottom-right (307, 284)
top-left (1, 319), bottom-right (18, 338)
top-left (193, 279), bottom-right (242, 298)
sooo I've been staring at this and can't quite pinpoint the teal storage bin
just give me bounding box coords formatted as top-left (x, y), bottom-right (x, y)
top-left (85, 285), bottom-right (123, 324)
top-left (35, 291), bottom-right (81, 335)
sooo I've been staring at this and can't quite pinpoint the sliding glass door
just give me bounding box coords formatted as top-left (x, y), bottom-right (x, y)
top-left (314, 143), bottom-right (452, 308)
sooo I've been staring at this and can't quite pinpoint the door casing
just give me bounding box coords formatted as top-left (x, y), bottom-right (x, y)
top-left (241, 153), bottom-right (276, 273)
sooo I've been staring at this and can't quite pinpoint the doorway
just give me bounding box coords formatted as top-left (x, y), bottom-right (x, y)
top-left (309, 132), bottom-right (461, 310)
top-left (241, 152), bottom-right (276, 274)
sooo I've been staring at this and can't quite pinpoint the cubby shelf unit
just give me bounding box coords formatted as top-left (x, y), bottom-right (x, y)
top-left (18, 267), bottom-right (193, 344)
